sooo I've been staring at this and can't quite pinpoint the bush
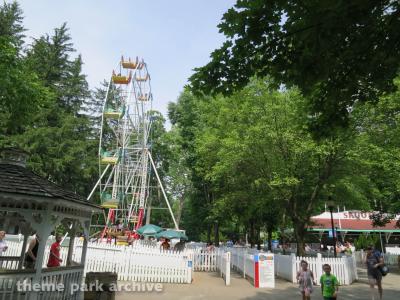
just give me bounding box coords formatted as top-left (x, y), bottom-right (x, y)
top-left (354, 233), bottom-right (381, 251)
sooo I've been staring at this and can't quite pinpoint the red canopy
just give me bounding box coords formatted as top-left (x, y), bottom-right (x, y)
top-left (309, 211), bottom-right (400, 232)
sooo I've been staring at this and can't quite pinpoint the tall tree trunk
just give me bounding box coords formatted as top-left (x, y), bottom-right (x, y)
top-left (280, 214), bottom-right (287, 254)
top-left (175, 192), bottom-right (185, 227)
top-left (256, 226), bottom-right (261, 250)
top-left (207, 224), bottom-right (212, 244)
top-left (250, 219), bottom-right (255, 248)
top-left (294, 222), bottom-right (306, 256)
top-left (214, 222), bottom-right (219, 246)
top-left (267, 225), bottom-right (273, 251)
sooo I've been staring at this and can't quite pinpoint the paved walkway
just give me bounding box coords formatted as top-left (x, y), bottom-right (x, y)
top-left (116, 268), bottom-right (400, 300)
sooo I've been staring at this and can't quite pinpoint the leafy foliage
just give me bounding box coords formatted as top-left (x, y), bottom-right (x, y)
top-left (190, 0), bottom-right (400, 133)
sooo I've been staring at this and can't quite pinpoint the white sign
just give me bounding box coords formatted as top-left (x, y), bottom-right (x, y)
top-left (258, 254), bottom-right (275, 288)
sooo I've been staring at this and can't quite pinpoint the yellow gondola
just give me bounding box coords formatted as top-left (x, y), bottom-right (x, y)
top-left (129, 216), bottom-right (138, 223)
top-left (100, 150), bottom-right (119, 165)
top-left (121, 56), bottom-right (138, 69)
top-left (116, 236), bottom-right (129, 245)
top-left (135, 74), bottom-right (149, 82)
top-left (138, 93), bottom-right (149, 101)
top-left (112, 70), bottom-right (132, 84)
top-left (100, 193), bottom-right (119, 209)
top-left (104, 106), bottom-right (125, 119)
top-left (101, 201), bottom-right (118, 209)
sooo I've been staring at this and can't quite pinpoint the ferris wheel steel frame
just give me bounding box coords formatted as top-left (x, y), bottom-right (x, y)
top-left (87, 56), bottom-right (178, 236)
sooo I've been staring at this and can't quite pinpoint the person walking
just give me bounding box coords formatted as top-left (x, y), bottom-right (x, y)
top-left (365, 246), bottom-right (384, 300)
top-left (296, 260), bottom-right (316, 300)
top-left (47, 234), bottom-right (63, 267)
top-left (24, 234), bottom-right (39, 269)
top-left (160, 238), bottom-right (170, 250)
top-left (0, 231), bottom-right (8, 256)
top-left (174, 238), bottom-right (186, 252)
top-left (320, 264), bottom-right (339, 300)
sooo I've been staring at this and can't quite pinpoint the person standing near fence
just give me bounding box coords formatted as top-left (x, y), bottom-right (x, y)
top-left (320, 264), bottom-right (339, 300)
top-left (296, 260), bottom-right (316, 300)
top-left (174, 238), bottom-right (186, 252)
top-left (47, 234), bottom-right (63, 267)
top-left (161, 238), bottom-right (170, 250)
top-left (0, 231), bottom-right (8, 256)
top-left (24, 233), bottom-right (39, 269)
top-left (365, 246), bottom-right (384, 300)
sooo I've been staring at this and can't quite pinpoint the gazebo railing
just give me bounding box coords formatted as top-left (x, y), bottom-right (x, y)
top-left (0, 265), bottom-right (84, 300)
top-left (0, 256), bottom-right (20, 270)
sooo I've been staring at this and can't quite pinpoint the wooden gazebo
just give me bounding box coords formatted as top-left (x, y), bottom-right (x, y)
top-left (0, 149), bottom-right (101, 300)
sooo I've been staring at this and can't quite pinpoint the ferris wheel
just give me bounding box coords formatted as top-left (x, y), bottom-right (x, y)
top-left (88, 56), bottom-right (178, 237)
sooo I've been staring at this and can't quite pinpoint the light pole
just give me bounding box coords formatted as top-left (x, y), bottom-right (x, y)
top-left (327, 197), bottom-right (337, 258)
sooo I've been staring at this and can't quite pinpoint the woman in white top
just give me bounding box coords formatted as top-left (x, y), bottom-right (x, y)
top-left (0, 231), bottom-right (8, 256)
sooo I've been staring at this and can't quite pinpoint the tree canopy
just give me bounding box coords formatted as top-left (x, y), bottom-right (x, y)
top-left (189, 0), bottom-right (400, 133)
top-left (170, 77), bottom-right (400, 251)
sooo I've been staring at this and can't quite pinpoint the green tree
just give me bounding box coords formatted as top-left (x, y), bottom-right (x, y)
top-left (164, 128), bottom-right (192, 227)
top-left (0, 1), bottom-right (51, 137)
top-left (11, 23), bottom-right (98, 196)
top-left (350, 78), bottom-right (400, 220)
top-left (171, 79), bottom-right (373, 252)
top-left (190, 0), bottom-right (400, 133)
top-left (168, 91), bottom-right (214, 241)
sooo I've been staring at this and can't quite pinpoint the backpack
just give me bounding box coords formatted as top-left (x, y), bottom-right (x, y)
top-left (374, 253), bottom-right (389, 276)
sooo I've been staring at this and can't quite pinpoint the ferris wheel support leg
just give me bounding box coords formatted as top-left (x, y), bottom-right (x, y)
top-left (148, 151), bottom-right (179, 230)
top-left (86, 164), bottom-right (111, 201)
top-left (135, 208), bottom-right (145, 230)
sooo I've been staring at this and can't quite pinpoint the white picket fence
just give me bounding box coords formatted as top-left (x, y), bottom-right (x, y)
top-left (2, 237), bottom-right (192, 284)
top-left (354, 250), bottom-right (400, 267)
top-left (230, 247), bottom-right (255, 280)
top-left (386, 247), bottom-right (400, 255)
top-left (187, 248), bottom-right (217, 271)
top-left (3, 237), bottom-right (232, 284)
top-left (82, 245), bottom-right (191, 283)
top-left (216, 249), bottom-right (231, 285)
top-left (274, 253), bottom-right (357, 285)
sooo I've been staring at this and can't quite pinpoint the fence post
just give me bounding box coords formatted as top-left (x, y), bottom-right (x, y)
top-left (352, 253), bottom-right (358, 281)
top-left (360, 249), bottom-right (364, 265)
top-left (342, 256), bottom-right (349, 285)
top-left (254, 254), bottom-right (260, 288)
top-left (291, 253), bottom-right (296, 283)
top-left (317, 253), bottom-right (322, 284)
top-left (187, 257), bottom-right (193, 283)
top-left (225, 252), bottom-right (231, 286)
top-left (243, 249), bottom-right (246, 278)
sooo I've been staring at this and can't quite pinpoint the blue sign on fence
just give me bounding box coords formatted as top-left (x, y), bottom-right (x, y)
top-left (272, 240), bottom-right (279, 249)
top-left (328, 229), bottom-right (336, 238)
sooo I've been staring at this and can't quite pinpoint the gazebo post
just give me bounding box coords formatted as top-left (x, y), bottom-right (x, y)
top-left (80, 220), bottom-right (90, 266)
top-left (31, 215), bottom-right (54, 300)
top-left (66, 221), bottom-right (77, 266)
top-left (81, 236), bottom-right (88, 264)
top-left (18, 232), bottom-right (29, 270)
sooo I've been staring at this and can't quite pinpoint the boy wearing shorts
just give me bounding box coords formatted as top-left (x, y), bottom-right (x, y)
top-left (320, 264), bottom-right (339, 300)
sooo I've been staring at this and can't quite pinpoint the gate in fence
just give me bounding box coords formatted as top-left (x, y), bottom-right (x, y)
top-left (274, 253), bottom-right (357, 285)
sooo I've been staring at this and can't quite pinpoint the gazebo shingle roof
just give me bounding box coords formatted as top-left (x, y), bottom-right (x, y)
top-left (0, 162), bottom-right (100, 209)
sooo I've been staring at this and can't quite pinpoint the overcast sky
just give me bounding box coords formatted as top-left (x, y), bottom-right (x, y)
top-left (16, 0), bottom-right (236, 122)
